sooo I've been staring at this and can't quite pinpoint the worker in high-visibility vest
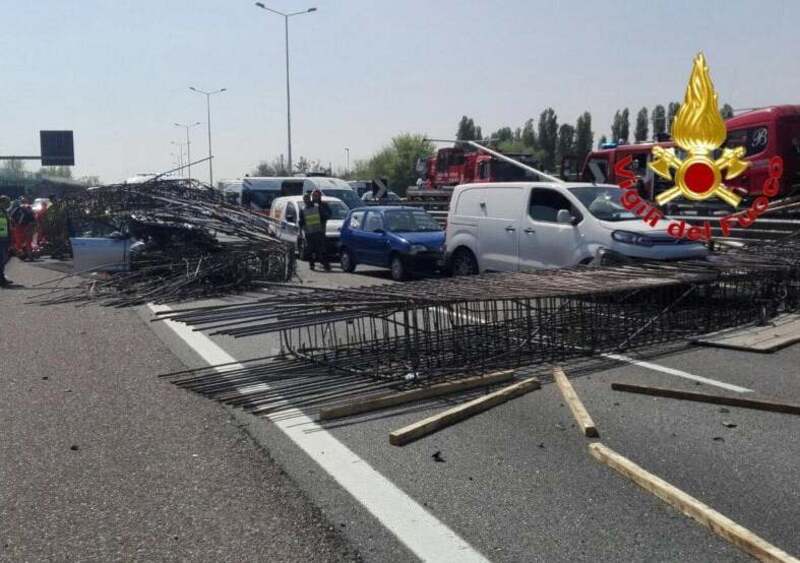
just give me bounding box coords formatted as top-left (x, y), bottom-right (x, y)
top-left (299, 190), bottom-right (331, 271)
top-left (0, 195), bottom-right (11, 286)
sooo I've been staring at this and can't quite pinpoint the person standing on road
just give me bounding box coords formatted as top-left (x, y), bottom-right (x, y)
top-left (10, 197), bottom-right (36, 260)
top-left (0, 196), bottom-right (12, 286)
top-left (299, 190), bottom-right (331, 271)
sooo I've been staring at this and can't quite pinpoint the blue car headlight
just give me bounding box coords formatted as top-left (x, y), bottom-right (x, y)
top-left (612, 230), bottom-right (654, 247)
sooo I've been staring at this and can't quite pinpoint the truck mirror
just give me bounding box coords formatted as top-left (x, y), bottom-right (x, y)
top-left (556, 209), bottom-right (575, 225)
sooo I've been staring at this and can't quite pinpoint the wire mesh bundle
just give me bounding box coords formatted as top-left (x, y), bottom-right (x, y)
top-left (33, 178), bottom-right (295, 306)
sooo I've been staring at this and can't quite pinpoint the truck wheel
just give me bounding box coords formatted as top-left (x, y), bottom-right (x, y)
top-left (340, 248), bottom-right (356, 273)
top-left (390, 255), bottom-right (408, 281)
top-left (451, 248), bottom-right (478, 276)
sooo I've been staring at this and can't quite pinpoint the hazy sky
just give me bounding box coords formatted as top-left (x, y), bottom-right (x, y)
top-left (2, 1), bottom-right (798, 183)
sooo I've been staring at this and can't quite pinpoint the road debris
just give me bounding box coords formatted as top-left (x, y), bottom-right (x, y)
top-left (30, 179), bottom-right (294, 306)
top-left (553, 367), bottom-right (599, 438)
top-left (611, 382), bottom-right (800, 416)
top-left (589, 443), bottom-right (799, 562)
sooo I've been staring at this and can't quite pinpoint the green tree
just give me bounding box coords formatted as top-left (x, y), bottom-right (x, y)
top-left (720, 103), bottom-right (734, 119)
top-left (490, 127), bottom-right (514, 144)
top-left (38, 166), bottom-right (72, 178)
top-left (354, 134), bottom-right (434, 195)
top-left (634, 107), bottom-right (648, 142)
top-left (1, 159), bottom-right (26, 179)
top-left (556, 124), bottom-right (575, 164)
top-left (537, 108), bottom-right (558, 171)
top-left (651, 105), bottom-right (667, 138)
top-left (521, 118), bottom-right (536, 148)
top-left (620, 108), bottom-right (630, 143)
top-left (667, 102), bottom-right (681, 133)
top-left (574, 112), bottom-right (594, 167)
top-left (610, 110), bottom-right (622, 143)
top-left (456, 116), bottom-right (480, 141)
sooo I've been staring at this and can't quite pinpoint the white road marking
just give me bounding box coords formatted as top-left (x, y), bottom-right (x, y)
top-left (602, 353), bottom-right (753, 394)
top-left (149, 304), bottom-right (489, 563)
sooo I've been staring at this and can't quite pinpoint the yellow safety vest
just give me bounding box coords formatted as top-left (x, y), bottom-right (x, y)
top-left (304, 206), bottom-right (323, 234)
top-left (0, 214), bottom-right (8, 240)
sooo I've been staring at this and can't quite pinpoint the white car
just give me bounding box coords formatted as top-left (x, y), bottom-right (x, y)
top-left (445, 182), bottom-right (708, 275)
top-left (269, 195), bottom-right (349, 257)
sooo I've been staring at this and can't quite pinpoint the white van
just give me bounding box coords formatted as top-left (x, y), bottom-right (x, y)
top-left (221, 176), bottom-right (361, 212)
top-left (270, 195), bottom-right (350, 257)
top-left (445, 182), bottom-right (708, 275)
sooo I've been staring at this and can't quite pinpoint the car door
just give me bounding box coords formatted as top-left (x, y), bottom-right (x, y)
top-left (476, 186), bottom-right (524, 272)
top-left (343, 210), bottom-right (368, 261)
top-left (519, 188), bottom-right (583, 270)
top-left (359, 210), bottom-right (388, 266)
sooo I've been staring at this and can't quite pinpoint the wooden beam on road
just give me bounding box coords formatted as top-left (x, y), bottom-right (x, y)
top-left (611, 382), bottom-right (800, 415)
top-left (389, 377), bottom-right (541, 446)
top-left (319, 370), bottom-right (515, 421)
top-left (553, 367), bottom-right (599, 437)
top-left (589, 443), bottom-right (799, 563)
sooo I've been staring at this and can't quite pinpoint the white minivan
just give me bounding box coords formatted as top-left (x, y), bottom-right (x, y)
top-left (270, 195), bottom-right (350, 258)
top-left (221, 176), bottom-right (361, 212)
top-left (445, 182), bottom-right (708, 275)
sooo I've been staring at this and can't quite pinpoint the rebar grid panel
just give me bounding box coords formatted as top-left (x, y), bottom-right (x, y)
top-left (154, 232), bottom-right (800, 414)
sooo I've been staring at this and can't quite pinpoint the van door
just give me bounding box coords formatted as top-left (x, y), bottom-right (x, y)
top-left (284, 201), bottom-right (300, 243)
top-left (519, 188), bottom-right (583, 270)
top-left (477, 186), bottom-right (524, 272)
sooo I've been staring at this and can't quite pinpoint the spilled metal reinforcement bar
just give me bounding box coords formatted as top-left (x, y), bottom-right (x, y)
top-left (157, 232), bottom-right (800, 417)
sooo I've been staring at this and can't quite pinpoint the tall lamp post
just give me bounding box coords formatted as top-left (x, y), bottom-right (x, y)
top-left (254, 2), bottom-right (317, 174)
top-left (344, 147), bottom-right (350, 176)
top-left (189, 87), bottom-right (226, 187)
top-left (174, 122), bottom-right (202, 181)
top-left (170, 141), bottom-right (186, 177)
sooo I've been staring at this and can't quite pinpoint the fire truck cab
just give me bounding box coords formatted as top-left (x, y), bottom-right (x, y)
top-left (419, 147), bottom-right (540, 190)
top-left (580, 105), bottom-right (800, 201)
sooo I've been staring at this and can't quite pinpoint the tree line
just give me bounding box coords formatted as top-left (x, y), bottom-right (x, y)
top-left (248, 101), bottom-right (736, 193)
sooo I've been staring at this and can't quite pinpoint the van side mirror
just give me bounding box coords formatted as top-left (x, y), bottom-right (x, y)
top-left (556, 209), bottom-right (575, 225)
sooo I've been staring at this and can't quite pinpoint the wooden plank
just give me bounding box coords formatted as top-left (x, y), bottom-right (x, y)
top-left (389, 377), bottom-right (541, 446)
top-left (318, 370), bottom-right (515, 421)
top-left (553, 367), bottom-right (599, 437)
top-left (692, 314), bottom-right (800, 353)
top-left (611, 382), bottom-right (800, 415)
top-left (589, 443), bottom-right (799, 562)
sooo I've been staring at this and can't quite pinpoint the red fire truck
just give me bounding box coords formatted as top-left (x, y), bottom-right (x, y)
top-left (416, 146), bottom-right (540, 190)
top-left (580, 105), bottom-right (800, 200)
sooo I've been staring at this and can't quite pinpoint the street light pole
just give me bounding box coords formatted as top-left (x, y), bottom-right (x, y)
top-left (189, 87), bottom-right (226, 187)
top-left (345, 147), bottom-right (350, 175)
top-left (174, 122), bottom-right (201, 181)
top-left (255, 3), bottom-right (317, 175)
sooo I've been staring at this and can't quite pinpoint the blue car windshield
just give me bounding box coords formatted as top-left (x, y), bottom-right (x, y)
top-left (384, 210), bottom-right (441, 232)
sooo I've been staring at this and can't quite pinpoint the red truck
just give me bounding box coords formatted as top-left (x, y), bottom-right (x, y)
top-left (580, 105), bottom-right (800, 200)
top-left (417, 146), bottom-right (540, 190)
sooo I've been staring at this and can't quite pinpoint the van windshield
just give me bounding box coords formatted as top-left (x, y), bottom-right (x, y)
top-left (325, 200), bottom-right (349, 220)
top-left (568, 186), bottom-right (637, 222)
top-left (322, 189), bottom-right (362, 209)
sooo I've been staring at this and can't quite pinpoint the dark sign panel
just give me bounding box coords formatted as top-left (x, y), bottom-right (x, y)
top-left (40, 130), bottom-right (74, 166)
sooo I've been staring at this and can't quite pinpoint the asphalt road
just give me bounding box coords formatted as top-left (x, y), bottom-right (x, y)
top-left (6, 257), bottom-right (800, 562)
top-left (147, 260), bottom-right (800, 562)
top-left (0, 258), bottom-right (359, 562)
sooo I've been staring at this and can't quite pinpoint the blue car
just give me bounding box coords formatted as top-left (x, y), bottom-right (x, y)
top-left (339, 206), bottom-right (445, 281)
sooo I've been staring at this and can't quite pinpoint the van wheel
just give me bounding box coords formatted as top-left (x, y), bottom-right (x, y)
top-left (390, 255), bottom-right (408, 281)
top-left (451, 248), bottom-right (478, 276)
top-left (340, 248), bottom-right (356, 273)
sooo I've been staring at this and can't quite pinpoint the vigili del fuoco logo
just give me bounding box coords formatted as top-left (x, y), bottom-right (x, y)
top-left (614, 53), bottom-right (784, 241)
